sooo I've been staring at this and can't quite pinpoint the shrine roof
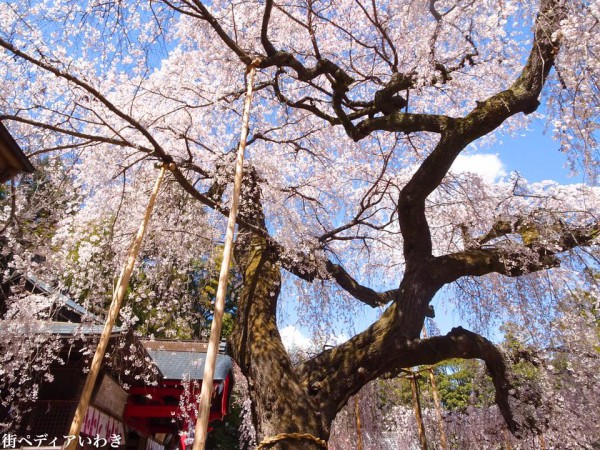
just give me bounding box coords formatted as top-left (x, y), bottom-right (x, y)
top-left (46, 321), bottom-right (122, 335)
top-left (142, 340), bottom-right (232, 381)
top-left (0, 320), bottom-right (122, 336)
top-left (25, 273), bottom-right (104, 324)
top-left (0, 121), bottom-right (35, 183)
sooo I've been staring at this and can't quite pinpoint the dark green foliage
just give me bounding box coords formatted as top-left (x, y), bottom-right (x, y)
top-left (204, 393), bottom-right (244, 450)
top-left (434, 360), bottom-right (495, 410)
top-left (377, 360), bottom-right (495, 413)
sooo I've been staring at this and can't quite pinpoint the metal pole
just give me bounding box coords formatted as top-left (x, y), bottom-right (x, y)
top-left (191, 65), bottom-right (257, 450)
top-left (64, 164), bottom-right (167, 450)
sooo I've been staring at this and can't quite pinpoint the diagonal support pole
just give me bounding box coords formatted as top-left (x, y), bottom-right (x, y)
top-left (64, 164), bottom-right (168, 450)
top-left (192, 64), bottom-right (258, 450)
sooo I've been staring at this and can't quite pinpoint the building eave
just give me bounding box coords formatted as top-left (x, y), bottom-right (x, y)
top-left (0, 121), bottom-right (35, 182)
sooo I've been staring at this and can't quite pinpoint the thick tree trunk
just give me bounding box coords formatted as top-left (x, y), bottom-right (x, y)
top-left (230, 231), bottom-right (328, 449)
top-left (228, 252), bottom-right (449, 448)
top-left (229, 229), bottom-right (521, 445)
top-left (298, 269), bottom-right (438, 425)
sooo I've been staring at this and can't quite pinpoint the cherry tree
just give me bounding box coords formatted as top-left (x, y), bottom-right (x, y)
top-left (1, 0), bottom-right (599, 447)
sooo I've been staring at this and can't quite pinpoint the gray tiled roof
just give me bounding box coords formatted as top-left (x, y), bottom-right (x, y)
top-left (25, 274), bottom-right (104, 323)
top-left (0, 321), bottom-right (122, 336)
top-left (46, 321), bottom-right (122, 335)
top-left (145, 349), bottom-right (233, 381)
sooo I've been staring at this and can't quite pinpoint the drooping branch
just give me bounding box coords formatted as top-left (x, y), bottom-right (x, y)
top-left (399, 327), bottom-right (518, 433)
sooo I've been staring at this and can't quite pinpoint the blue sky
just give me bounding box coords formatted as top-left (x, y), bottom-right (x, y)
top-left (500, 128), bottom-right (577, 185)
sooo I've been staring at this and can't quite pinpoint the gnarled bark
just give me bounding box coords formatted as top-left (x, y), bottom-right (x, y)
top-left (230, 232), bottom-right (328, 448)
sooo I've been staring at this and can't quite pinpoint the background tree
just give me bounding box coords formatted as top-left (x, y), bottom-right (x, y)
top-left (1, 0), bottom-right (599, 447)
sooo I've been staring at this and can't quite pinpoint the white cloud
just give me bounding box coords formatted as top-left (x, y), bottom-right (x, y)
top-left (280, 325), bottom-right (312, 351)
top-left (450, 153), bottom-right (506, 183)
top-left (279, 325), bottom-right (348, 352)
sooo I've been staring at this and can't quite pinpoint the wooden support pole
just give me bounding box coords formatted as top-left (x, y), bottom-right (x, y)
top-left (64, 165), bottom-right (167, 450)
top-left (422, 326), bottom-right (448, 450)
top-left (427, 367), bottom-right (448, 450)
top-left (538, 433), bottom-right (547, 450)
top-left (191, 65), bottom-right (257, 450)
top-left (503, 428), bottom-right (513, 450)
top-left (409, 371), bottom-right (428, 450)
top-left (354, 396), bottom-right (364, 450)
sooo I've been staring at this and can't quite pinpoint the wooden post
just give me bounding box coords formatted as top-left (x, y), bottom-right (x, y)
top-left (64, 165), bottom-right (167, 450)
top-left (427, 368), bottom-right (448, 450)
top-left (422, 326), bottom-right (448, 450)
top-left (354, 396), bottom-right (364, 450)
top-left (409, 371), bottom-right (428, 450)
top-left (191, 65), bottom-right (257, 450)
top-left (503, 428), bottom-right (513, 450)
top-left (538, 433), bottom-right (547, 450)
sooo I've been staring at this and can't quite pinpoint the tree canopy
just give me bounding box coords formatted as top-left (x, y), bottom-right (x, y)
top-left (1, 0), bottom-right (600, 447)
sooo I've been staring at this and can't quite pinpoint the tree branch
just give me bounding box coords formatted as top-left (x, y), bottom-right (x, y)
top-left (0, 115), bottom-right (152, 152)
top-left (351, 111), bottom-right (453, 141)
top-left (325, 261), bottom-right (396, 307)
top-left (396, 0), bottom-right (564, 266)
top-left (261, 0), bottom-right (277, 56)
top-left (187, 0), bottom-right (253, 65)
top-left (300, 325), bottom-right (520, 433)
top-left (432, 220), bottom-right (600, 284)
top-left (0, 37), bottom-right (172, 161)
top-left (273, 245), bottom-right (396, 307)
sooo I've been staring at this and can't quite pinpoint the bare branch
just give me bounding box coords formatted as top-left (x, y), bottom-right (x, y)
top-left (352, 111), bottom-right (453, 141)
